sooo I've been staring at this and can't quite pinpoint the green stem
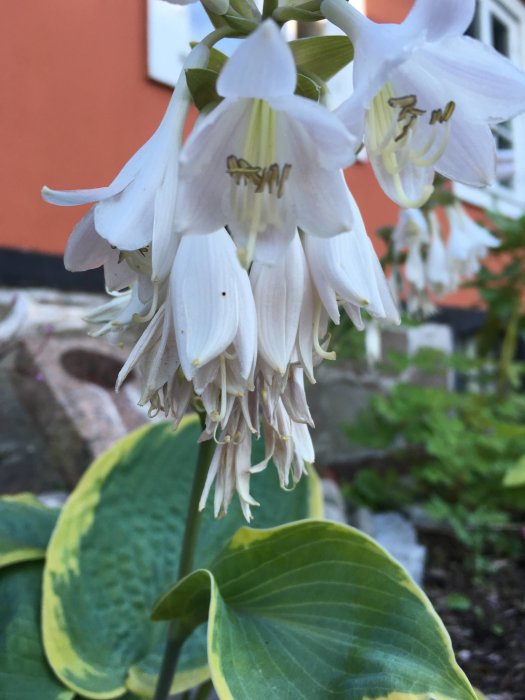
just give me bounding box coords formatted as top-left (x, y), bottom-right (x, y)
top-left (152, 430), bottom-right (216, 700)
top-left (262, 0), bottom-right (278, 20)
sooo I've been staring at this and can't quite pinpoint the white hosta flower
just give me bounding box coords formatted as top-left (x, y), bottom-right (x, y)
top-left (322, 0), bottom-right (525, 208)
top-left (171, 230), bottom-right (257, 425)
top-left (42, 45), bottom-right (209, 282)
top-left (175, 20), bottom-right (357, 266)
top-left (250, 232), bottom-right (305, 377)
top-left (392, 207), bottom-right (430, 292)
top-left (425, 212), bottom-right (450, 293)
top-left (392, 207), bottom-right (429, 252)
top-left (446, 203), bottom-right (499, 285)
top-left (304, 191), bottom-right (400, 331)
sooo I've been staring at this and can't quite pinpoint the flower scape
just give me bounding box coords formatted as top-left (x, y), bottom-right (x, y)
top-left (42, 0), bottom-right (525, 520)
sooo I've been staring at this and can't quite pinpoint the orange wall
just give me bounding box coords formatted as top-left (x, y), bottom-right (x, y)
top-left (366, 0), bottom-right (413, 23)
top-left (0, 0), bottom-right (170, 255)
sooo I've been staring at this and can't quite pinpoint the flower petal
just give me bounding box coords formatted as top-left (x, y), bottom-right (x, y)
top-left (176, 98), bottom-right (250, 235)
top-left (64, 208), bottom-right (111, 271)
top-left (217, 20), bottom-right (296, 100)
top-left (269, 94), bottom-right (357, 169)
top-left (419, 37), bottom-right (525, 123)
top-left (251, 233), bottom-right (305, 375)
top-left (293, 169), bottom-right (354, 238)
top-left (404, 0), bottom-right (475, 42)
top-left (171, 231), bottom-right (247, 379)
top-left (436, 115), bottom-right (495, 186)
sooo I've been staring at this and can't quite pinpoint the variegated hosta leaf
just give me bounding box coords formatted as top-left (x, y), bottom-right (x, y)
top-left (43, 415), bottom-right (322, 699)
top-left (154, 520), bottom-right (477, 700)
top-left (0, 494), bottom-right (59, 569)
top-left (0, 562), bottom-right (73, 700)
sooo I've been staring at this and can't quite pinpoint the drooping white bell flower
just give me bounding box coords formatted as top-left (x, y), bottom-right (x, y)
top-left (322, 0), bottom-right (525, 208)
top-left (42, 45), bottom-right (209, 282)
top-left (392, 207), bottom-right (430, 291)
top-left (304, 190), bottom-right (400, 331)
top-left (425, 212), bottom-right (450, 293)
top-left (171, 230), bottom-right (257, 425)
top-left (250, 232), bottom-right (305, 377)
top-left (175, 20), bottom-right (357, 267)
top-left (446, 203), bottom-right (499, 286)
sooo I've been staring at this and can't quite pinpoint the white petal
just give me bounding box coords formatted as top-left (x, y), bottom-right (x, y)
top-left (293, 169), bottom-right (354, 238)
top-left (269, 94), bottom-right (357, 169)
top-left (228, 193), bottom-right (296, 265)
top-left (291, 421), bottom-right (315, 463)
top-left (251, 233), bottom-right (305, 374)
top-left (368, 148), bottom-right (435, 209)
top-left (116, 305), bottom-right (165, 390)
top-left (217, 20), bottom-right (295, 100)
top-left (233, 287), bottom-right (257, 383)
top-left (171, 231), bottom-right (244, 379)
top-left (419, 37), bottom-right (525, 123)
top-left (405, 245), bottom-right (426, 290)
top-left (404, 0), bottom-right (475, 42)
top-left (64, 208), bottom-right (111, 271)
top-left (103, 254), bottom-right (136, 292)
top-left (296, 262), bottom-right (317, 383)
top-left (426, 218), bottom-right (450, 287)
top-left (436, 117), bottom-right (495, 186)
top-left (176, 98), bottom-right (250, 235)
top-left (93, 142), bottom-right (164, 251)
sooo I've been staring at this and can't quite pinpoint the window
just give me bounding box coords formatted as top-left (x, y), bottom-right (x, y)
top-left (455, 0), bottom-right (525, 216)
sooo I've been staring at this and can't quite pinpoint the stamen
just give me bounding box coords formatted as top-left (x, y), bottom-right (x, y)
top-left (132, 282), bottom-right (159, 324)
top-left (226, 155), bottom-right (292, 197)
top-left (313, 301), bottom-right (336, 361)
top-left (430, 101), bottom-right (456, 125)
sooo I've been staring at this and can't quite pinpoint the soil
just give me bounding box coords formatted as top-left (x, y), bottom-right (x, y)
top-left (421, 531), bottom-right (525, 700)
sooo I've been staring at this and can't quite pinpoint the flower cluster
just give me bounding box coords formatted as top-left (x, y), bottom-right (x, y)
top-left (43, 0), bottom-right (525, 518)
top-left (391, 203), bottom-right (500, 316)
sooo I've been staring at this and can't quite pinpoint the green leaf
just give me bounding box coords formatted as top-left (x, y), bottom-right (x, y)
top-left (0, 562), bottom-right (73, 700)
top-left (0, 494), bottom-right (59, 569)
top-left (503, 455), bottom-right (525, 486)
top-left (43, 416), bottom-right (322, 698)
top-left (289, 35), bottom-right (354, 82)
top-left (295, 73), bottom-right (321, 101)
top-left (185, 68), bottom-right (221, 111)
top-left (154, 521), bottom-right (477, 700)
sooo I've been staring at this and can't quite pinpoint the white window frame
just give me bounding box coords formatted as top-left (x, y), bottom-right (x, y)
top-left (454, 0), bottom-right (525, 217)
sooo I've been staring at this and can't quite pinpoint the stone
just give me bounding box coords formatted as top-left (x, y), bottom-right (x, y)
top-left (321, 478), bottom-right (347, 523)
top-left (12, 334), bottom-right (148, 488)
top-left (354, 509), bottom-right (427, 586)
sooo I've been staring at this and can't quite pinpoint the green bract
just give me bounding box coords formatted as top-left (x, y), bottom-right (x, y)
top-left (154, 520), bottom-right (477, 700)
top-left (42, 415), bottom-right (322, 698)
top-left (288, 35), bottom-right (354, 82)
